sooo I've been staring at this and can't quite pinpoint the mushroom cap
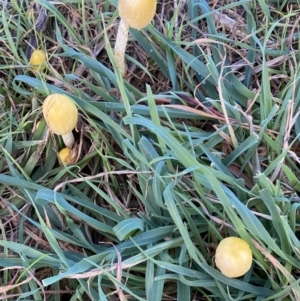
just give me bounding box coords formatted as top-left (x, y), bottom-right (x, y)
top-left (30, 50), bottom-right (47, 72)
top-left (58, 148), bottom-right (77, 165)
top-left (118, 0), bottom-right (157, 30)
top-left (215, 237), bottom-right (253, 278)
top-left (43, 94), bottom-right (78, 135)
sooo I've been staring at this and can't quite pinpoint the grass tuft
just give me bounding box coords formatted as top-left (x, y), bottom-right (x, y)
top-left (1, 0), bottom-right (300, 300)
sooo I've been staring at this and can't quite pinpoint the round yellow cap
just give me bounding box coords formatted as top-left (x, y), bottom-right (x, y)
top-left (30, 50), bottom-right (47, 72)
top-left (215, 237), bottom-right (253, 278)
top-left (118, 0), bottom-right (157, 30)
top-left (43, 94), bottom-right (78, 135)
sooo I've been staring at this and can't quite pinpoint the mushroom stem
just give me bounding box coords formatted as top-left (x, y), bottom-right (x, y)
top-left (61, 132), bottom-right (75, 149)
top-left (114, 19), bottom-right (129, 77)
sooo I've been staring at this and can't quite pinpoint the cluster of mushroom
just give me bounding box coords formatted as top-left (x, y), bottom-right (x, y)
top-left (38, 0), bottom-right (157, 161)
top-left (39, 3), bottom-right (255, 280)
top-left (30, 0), bottom-right (158, 76)
top-left (42, 94), bottom-right (78, 165)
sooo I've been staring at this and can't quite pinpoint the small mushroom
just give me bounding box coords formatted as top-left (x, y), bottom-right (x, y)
top-left (58, 148), bottom-right (77, 165)
top-left (215, 237), bottom-right (253, 278)
top-left (114, 0), bottom-right (157, 77)
top-left (29, 50), bottom-right (47, 72)
top-left (43, 94), bottom-right (78, 148)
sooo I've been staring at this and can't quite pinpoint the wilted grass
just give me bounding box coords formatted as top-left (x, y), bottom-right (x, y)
top-left (1, 0), bottom-right (300, 300)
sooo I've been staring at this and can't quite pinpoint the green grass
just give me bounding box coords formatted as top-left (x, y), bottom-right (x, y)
top-left (0, 0), bottom-right (300, 300)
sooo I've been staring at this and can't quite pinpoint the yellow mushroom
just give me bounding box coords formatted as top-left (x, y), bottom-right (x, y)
top-left (42, 94), bottom-right (78, 148)
top-left (114, 0), bottom-right (157, 77)
top-left (29, 50), bottom-right (47, 72)
top-left (215, 237), bottom-right (253, 278)
top-left (58, 148), bottom-right (77, 165)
